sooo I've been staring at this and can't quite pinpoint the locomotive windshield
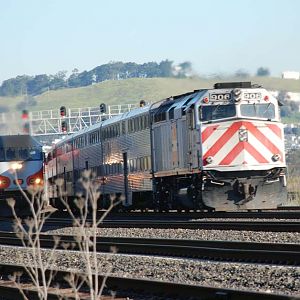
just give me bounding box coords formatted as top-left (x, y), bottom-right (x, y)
top-left (199, 104), bottom-right (236, 121)
top-left (240, 103), bottom-right (275, 119)
top-left (0, 147), bottom-right (42, 162)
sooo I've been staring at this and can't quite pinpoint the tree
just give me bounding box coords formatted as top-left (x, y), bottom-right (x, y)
top-left (176, 61), bottom-right (192, 78)
top-left (159, 59), bottom-right (173, 77)
top-left (0, 75), bottom-right (31, 97)
top-left (256, 67), bottom-right (270, 77)
top-left (27, 74), bottom-right (50, 95)
top-left (49, 71), bottom-right (67, 90)
top-left (68, 68), bottom-right (81, 88)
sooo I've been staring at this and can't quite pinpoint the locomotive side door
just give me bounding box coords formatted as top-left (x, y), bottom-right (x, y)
top-left (186, 106), bottom-right (199, 170)
top-left (171, 121), bottom-right (179, 169)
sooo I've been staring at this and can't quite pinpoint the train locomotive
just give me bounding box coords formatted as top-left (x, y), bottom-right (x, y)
top-left (0, 135), bottom-right (44, 216)
top-left (46, 82), bottom-right (287, 211)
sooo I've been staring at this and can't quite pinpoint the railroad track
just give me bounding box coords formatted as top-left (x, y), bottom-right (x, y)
top-left (1, 216), bottom-right (300, 233)
top-left (0, 264), bottom-right (297, 300)
top-left (0, 231), bottom-right (299, 265)
top-left (98, 220), bottom-right (300, 231)
top-left (56, 209), bottom-right (300, 220)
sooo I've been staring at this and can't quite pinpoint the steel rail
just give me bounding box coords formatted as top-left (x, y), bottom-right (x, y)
top-left (99, 220), bottom-right (300, 232)
top-left (1, 216), bottom-right (300, 232)
top-left (0, 232), bottom-right (299, 265)
top-left (100, 209), bottom-right (300, 220)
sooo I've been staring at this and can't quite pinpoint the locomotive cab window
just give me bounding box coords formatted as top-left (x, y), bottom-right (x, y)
top-left (240, 103), bottom-right (275, 120)
top-left (199, 104), bottom-right (236, 121)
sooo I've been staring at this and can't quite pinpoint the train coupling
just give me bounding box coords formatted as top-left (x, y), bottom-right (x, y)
top-left (235, 180), bottom-right (257, 203)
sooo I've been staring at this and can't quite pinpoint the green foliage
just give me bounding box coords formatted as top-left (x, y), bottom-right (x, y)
top-left (0, 60), bottom-right (186, 97)
top-left (0, 75), bottom-right (31, 97)
top-left (1, 76), bottom-right (300, 115)
top-left (256, 67), bottom-right (270, 77)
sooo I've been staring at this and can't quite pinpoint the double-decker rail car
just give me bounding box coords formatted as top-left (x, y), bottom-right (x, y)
top-left (0, 135), bottom-right (44, 216)
top-left (46, 82), bottom-right (287, 211)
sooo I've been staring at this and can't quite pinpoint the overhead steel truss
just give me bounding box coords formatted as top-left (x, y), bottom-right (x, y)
top-left (0, 104), bottom-right (136, 137)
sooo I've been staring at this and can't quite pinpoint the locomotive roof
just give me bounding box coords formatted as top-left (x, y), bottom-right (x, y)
top-left (54, 91), bottom-right (204, 148)
top-left (0, 135), bottom-right (42, 148)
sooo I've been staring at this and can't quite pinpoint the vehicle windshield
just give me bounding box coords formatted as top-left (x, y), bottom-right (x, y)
top-left (240, 103), bottom-right (275, 119)
top-left (0, 147), bottom-right (43, 162)
top-left (199, 104), bottom-right (236, 121)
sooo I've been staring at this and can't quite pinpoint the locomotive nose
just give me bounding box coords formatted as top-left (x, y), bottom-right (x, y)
top-left (202, 120), bottom-right (284, 169)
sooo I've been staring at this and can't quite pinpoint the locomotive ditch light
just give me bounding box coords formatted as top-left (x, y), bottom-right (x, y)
top-left (272, 154), bottom-right (281, 161)
top-left (35, 178), bottom-right (42, 184)
top-left (206, 156), bottom-right (213, 164)
top-left (11, 162), bottom-right (22, 170)
top-left (0, 176), bottom-right (10, 188)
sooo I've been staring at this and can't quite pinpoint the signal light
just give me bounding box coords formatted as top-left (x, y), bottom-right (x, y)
top-left (203, 97), bottom-right (209, 103)
top-left (60, 106), bottom-right (66, 117)
top-left (61, 120), bottom-right (67, 133)
top-left (22, 109), bottom-right (29, 120)
top-left (100, 103), bottom-right (106, 114)
top-left (264, 95), bottom-right (269, 101)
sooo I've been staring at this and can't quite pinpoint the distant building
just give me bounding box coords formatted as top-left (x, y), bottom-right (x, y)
top-left (282, 71), bottom-right (300, 80)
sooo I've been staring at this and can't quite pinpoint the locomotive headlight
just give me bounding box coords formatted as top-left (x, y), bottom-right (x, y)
top-left (272, 154), bottom-right (281, 161)
top-left (11, 162), bottom-right (22, 170)
top-left (206, 156), bottom-right (213, 164)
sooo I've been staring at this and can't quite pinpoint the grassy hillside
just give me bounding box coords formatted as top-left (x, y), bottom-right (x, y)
top-left (1, 76), bottom-right (300, 113)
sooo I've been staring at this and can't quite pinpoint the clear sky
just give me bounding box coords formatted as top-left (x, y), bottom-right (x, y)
top-left (0, 0), bottom-right (299, 83)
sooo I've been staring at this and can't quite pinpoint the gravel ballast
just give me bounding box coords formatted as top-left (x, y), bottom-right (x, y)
top-left (46, 227), bottom-right (300, 244)
top-left (0, 245), bottom-right (299, 297)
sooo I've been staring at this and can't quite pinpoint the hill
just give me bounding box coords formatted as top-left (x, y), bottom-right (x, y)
top-left (1, 76), bottom-right (300, 113)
